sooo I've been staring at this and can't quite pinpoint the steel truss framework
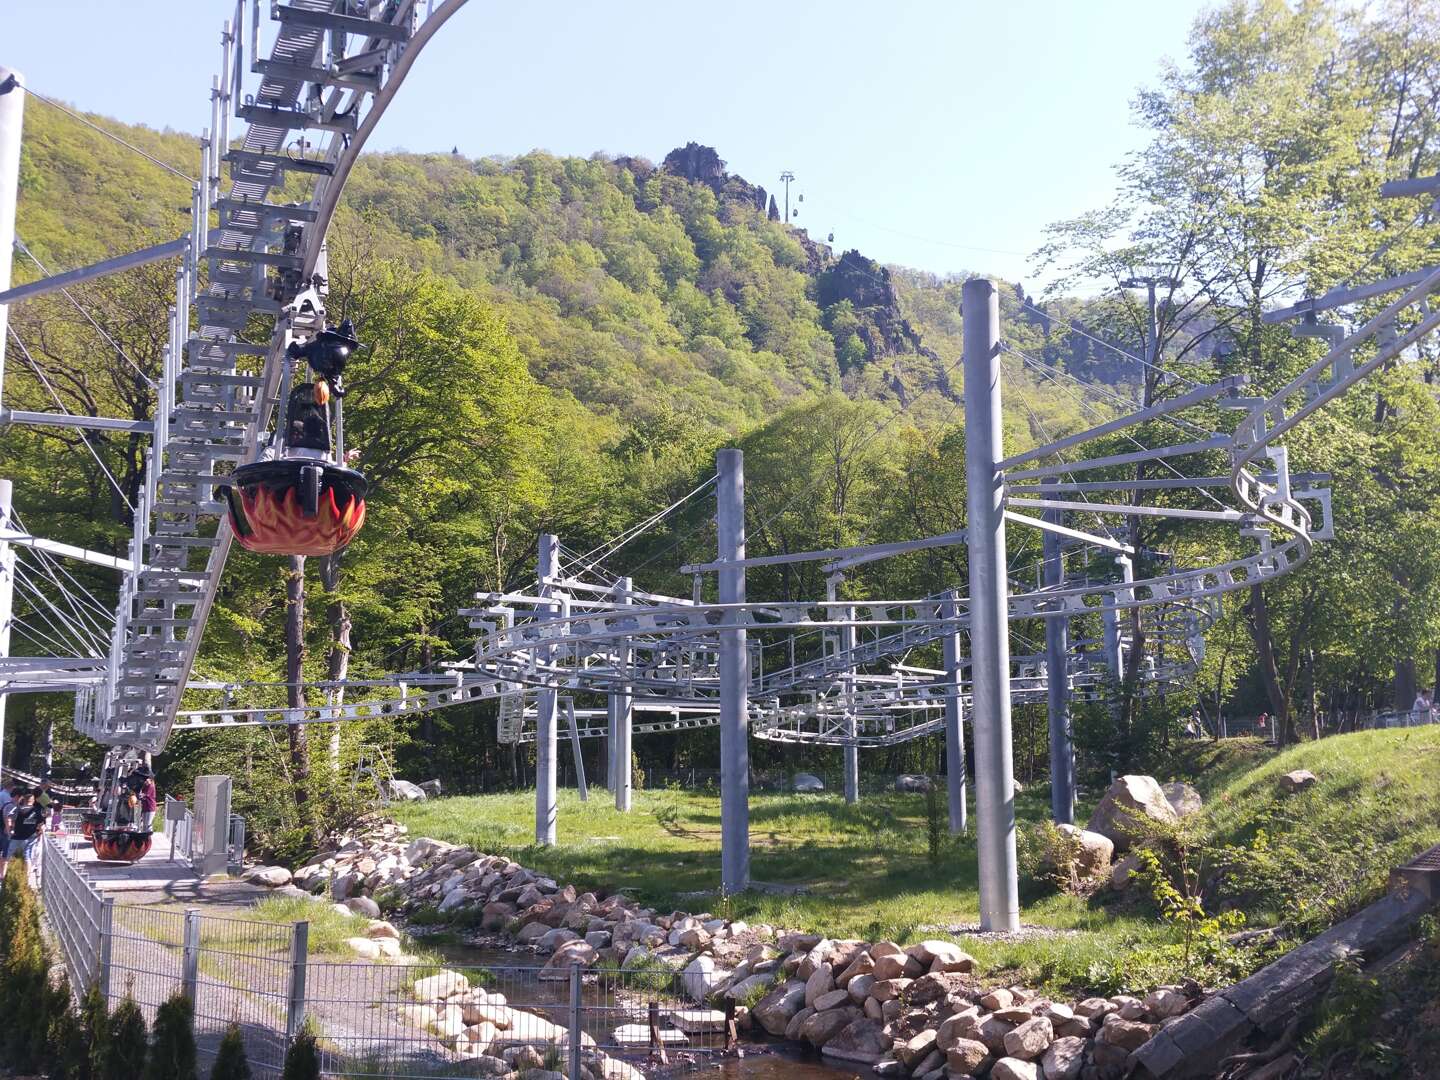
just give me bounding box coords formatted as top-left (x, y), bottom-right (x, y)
top-left (0, 1), bottom-right (1438, 923)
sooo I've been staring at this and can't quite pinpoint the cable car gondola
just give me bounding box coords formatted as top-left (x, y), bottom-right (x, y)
top-left (219, 320), bottom-right (368, 558)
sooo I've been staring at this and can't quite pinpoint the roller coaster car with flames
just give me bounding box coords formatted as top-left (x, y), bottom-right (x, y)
top-left (220, 320), bottom-right (368, 557)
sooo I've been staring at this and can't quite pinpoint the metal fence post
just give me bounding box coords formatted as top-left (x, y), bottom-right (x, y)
top-left (567, 963), bottom-right (582, 1080)
top-left (286, 921), bottom-right (309, 1040)
top-left (97, 897), bottom-right (114, 1002)
top-left (181, 907), bottom-right (201, 1002)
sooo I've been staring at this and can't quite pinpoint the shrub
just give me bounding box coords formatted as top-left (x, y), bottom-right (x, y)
top-left (281, 1021), bottom-right (322, 1080)
top-left (210, 1022), bottom-right (253, 1080)
top-left (82, 981), bottom-right (109, 1079)
top-left (102, 989), bottom-right (149, 1080)
top-left (146, 992), bottom-right (198, 1080)
top-left (45, 974), bottom-right (91, 1080)
top-left (0, 859), bottom-right (55, 1070)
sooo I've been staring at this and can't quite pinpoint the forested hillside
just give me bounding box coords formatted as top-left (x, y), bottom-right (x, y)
top-left (3, 0), bottom-right (1440, 858)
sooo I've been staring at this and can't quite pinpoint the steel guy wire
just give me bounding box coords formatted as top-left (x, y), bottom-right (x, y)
top-left (11, 567), bottom-right (106, 656)
top-left (1021, 299), bottom-right (1205, 392)
top-left (1002, 342), bottom-right (1232, 513)
top-left (559, 474), bottom-right (719, 582)
top-left (10, 509), bottom-right (119, 628)
top-left (14, 237), bottom-right (159, 390)
top-left (6, 327), bottom-right (136, 512)
top-left (15, 80), bottom-right (199, 185)
top-left (14, 559), bottom-right (112, 651)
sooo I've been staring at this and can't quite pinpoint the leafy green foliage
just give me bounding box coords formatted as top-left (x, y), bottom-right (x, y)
top-left (0, 860), bottom-right (58, 1071)
top-left (281, 1021), bottom-right (322, 1080)
top-left (145, 993), bottom-right (198, 1080)
top-left (102, 989), bottom-right (149, 1080)
top-left (209, 1023), bottom-right (253, 1080)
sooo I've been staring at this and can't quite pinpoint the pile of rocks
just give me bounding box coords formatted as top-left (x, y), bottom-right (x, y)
top-left (403, 969), bottom-right (642, 1080)
top-left (238, 775), bottom-right (1211, 1079)
top-left (714, 936), bottom-right (1194, 1080)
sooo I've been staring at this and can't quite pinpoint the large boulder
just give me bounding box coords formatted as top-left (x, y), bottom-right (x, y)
top-left (990, 1058), bottom-right (1040, 1080)
top-left (682, 955), bottom-right (727, 1003)
top-left (753, 981), bottom-right (807, 1036)
top-left (792, 773), bottom-right (825, 793)
top-left (1280, 769), bottom-right (1318, 794)
top-left (419, 779), bottom-right (443, 798)
top-left (242, 865), bottom-right (292, 888)
top-left (1162, 781), bottom-right (1203, 817)
top-left (1049, 824), bottom-right (1115, 877)
top-left (1041, 1036), bottom-right (1087, 1080)
top-left (946, 1038), bottom-right (992, 1075)
top-left (1086, 775), bottom-right (1178, 850)
top-left (798, 1006), bottom-right (853, 1047)
top-left (894, 774), bottom-right (933, 793)
top-left (385, 778), bottom-right (427, 802)
top-left (539, 940), bottom-right (596, 979)
top-left (821, 1018), bottom-right (890, 1065)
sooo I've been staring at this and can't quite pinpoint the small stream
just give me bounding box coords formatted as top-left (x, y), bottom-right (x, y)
top-left (426, 939), bottom-right (863, 1080)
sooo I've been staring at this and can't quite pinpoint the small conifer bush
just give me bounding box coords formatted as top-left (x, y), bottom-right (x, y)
top-left (102, 988), bottom-right (149, 1080)
top-left (280, 1020), bottom-right (321, 1080)
top-left (146, 992), bottom-right (198, 1080)
top-left (209, 1022), bottom-right (253, 1080)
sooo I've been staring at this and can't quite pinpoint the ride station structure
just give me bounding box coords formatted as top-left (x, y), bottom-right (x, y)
top-left (0, 1), bottom-right (1437, 928)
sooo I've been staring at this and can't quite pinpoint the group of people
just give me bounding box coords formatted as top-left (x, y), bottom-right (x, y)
top-left (115, 766), bottom-right (158, 831)
top-left (0, 781), bottom-right (59, 876)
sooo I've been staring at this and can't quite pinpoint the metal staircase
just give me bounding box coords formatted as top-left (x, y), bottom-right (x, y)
top-left (71, 0), bottom-right (469, 753)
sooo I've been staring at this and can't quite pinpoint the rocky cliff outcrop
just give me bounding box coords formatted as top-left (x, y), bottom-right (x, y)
top-left (819, 250), bottom-right (941, 371)
top-left (661, 142), bottom-right (773, 220)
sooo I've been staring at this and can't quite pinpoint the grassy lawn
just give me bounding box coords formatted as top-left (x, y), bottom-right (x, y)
top-left (392, 783), bottom-right (1172, 990)
top-left (390, 728), bottom-right (1440, 994)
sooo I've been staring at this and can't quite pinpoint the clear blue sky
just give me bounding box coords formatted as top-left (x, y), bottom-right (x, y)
top-left (7, 0), bottom-right (1209, 287)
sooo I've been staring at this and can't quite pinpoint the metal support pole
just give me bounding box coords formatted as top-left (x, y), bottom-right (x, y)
top-left (828, 576), bottom-right (859, 804)
top-left (0, 67), bottom-right (24, 411)
top-left (181, 908), bottom-right (201, 1002)
top-left (286, 920), bottom-right (309, 1041)
top-left (1104, 554), bottom-right (1134, 677)
top-left (612, 577), bottom-right (634, 812)
top-left (0, 480), bottom-right (12, 778)
top-left (564, 698), bottom-right (587, 802)
top-left (941, 590), bottom-right (967, 834)
top-left (98, 897), bottom-right (114, 1002)
top-left (962, 278), bottom-right (1019, 932)
top-left (567, 962), bottom-right (583, 1080)
top-left (1043, 479), bottom-right (1074, 825)
top-left (716, 449), bottom-right (750, 894)
top-left (535, 534), bottom-right (560, 846)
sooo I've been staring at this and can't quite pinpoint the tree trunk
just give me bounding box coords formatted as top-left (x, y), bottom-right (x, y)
top-left (1394, 657), bottom-right (1417, 714)
top-left (320, 554), bottom-right (351, 774)
top-left (1244, 584), bottom-right (1287, 720)
top-left (286, 556), bottom-right (310, 807)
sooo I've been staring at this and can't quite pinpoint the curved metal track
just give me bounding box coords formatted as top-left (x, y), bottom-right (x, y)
top-left (62, 0), bottom-right (469, 752)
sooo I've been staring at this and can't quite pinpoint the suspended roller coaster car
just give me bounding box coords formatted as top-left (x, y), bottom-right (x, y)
top-left (79, 809), bottom-right (106, 840)
top-left (92, 828), bottom-right (153, 863)
top-left (219, 320), bottom-right (368, 558)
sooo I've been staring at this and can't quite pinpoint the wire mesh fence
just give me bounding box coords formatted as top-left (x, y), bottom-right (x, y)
top-left (39, 837), bottom-right (725, 1078)
top-left (304, 958), bottom-right (730, 1079)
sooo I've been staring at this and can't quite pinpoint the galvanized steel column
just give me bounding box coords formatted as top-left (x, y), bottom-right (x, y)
top-left (829, 576), bottom-right (859, 805)
top-left (1043, 479), bottom-right (1075, 824)
top-left (962, 278), bottom-right (1020, 932)
top-left (612, 577), bottom-right (634, 812)
top-left (941, 590), bottom-right (968, 833)
top-left (0, 68), bottom-right (23, 408)
top-left (535, 534), bottom-right (560, 846)
top-left (717, 449), bottom-right (750, 893)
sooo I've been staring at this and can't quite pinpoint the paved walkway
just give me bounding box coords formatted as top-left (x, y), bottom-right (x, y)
top-left (59, 827), bottom-right (269, 907)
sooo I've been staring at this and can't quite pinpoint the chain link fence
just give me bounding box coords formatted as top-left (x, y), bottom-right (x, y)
top-left (38, 836), bottom-right (727, 1078)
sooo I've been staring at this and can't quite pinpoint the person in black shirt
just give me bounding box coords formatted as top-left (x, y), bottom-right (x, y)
top-left (7, 790), bottom-right (46, 863)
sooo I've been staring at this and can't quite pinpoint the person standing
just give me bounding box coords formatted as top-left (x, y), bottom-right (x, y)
top-left (7, 789), bottom-right (46, 865)
top-left (138, 770), bottom-right (158, 831)
top-left (0, 784), bottom-right (13, 878)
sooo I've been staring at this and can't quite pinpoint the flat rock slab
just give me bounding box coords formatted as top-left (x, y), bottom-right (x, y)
top-left (668, 1009), bottom-right (727, 1033)
top-left (612, 1024), bottom-right (688, 1046)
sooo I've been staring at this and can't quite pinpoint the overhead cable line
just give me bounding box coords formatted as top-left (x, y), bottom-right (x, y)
top-left (6, 327), bottom-right (136, 512)
top-left (14, 238), bottom-right (159, 389)
top-left (12, 78), bottom-right (198, 185)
